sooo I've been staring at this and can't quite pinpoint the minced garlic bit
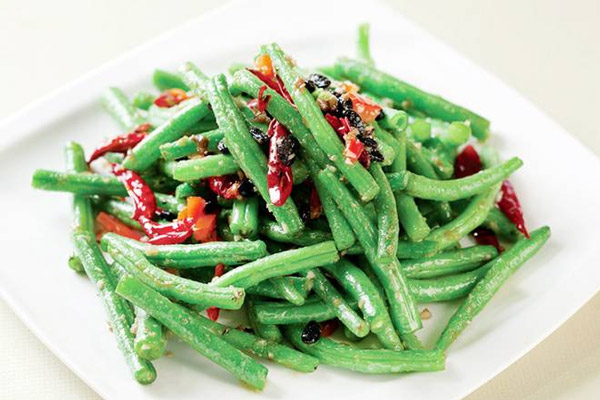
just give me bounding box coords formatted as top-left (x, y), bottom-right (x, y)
top-left (420, 308), bottom-right (432, 320)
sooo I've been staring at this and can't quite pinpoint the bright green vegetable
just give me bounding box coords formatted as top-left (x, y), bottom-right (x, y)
top-left (230, 197), bottom-right (259, 238)
top-left (164, 154), bottom-right (239, 181)
top-left (246, 297), bottom-right (284, 343)
top-left (356, 23), bottom-right (374, 66)
top-left (103, 233), bottom-right (245, 309)
top-left (265, 43), bottom-right (379, 202)
top-left (437, 226), bottom-right (551, 350)
top-left (94, 198), bottom-right (141, 229)
top-left (333, 58), bottom-right (490, 140)
top-left (153, 69), bottom-right (190, 91)
top-left (132, 91), bottom-right (155, 111)
top-left (402, 245), bottom-right (498, 278)
top-left (204, 74), bottom-right (304, 235)
top-left (284, 325), bottom-right (445, 374)
top-left (123, 97), bottom-right (211, 172)
top-left (370, 163), bottom-right (399, 262)
top-left (307, 269), bottom-right (370, 337)
top-left (102, 87), bottom-right (145, 131)
top-left (115, 275), bottom-right (267, 390)
top-left (388, 157), bottom-right (523, 201)
top-left (316, 169), bottom-right (422, 334)
top-left (324, 260), bottom-right (403, 350)
top-left (246, 277), bottom-right (312, 300)
top-left (210, 241), bottom-right (339, 289)
top-left (159, 129), bottom-right (224, 160)
top-left (259, 221), bottom-right (332, 246)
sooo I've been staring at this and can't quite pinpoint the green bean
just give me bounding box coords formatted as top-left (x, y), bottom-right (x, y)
top-left (153, 69), bottom-right (190, 91)
top-left (105, 235), bottom-right (267, 268)
top-left (102, 87), bottom-right (145, 131)
top-left (74, 233), bottom-right (156, 384)
top-left (205, 74), bottom-right (304, 235)
top-left (402, 245), bottom-right (498, 278)
top-left (132, 91), bottom-right (155, 111)
top-left (112, 262), bottom-right (167, 361)
top-left (483, 207), bottom-right (524, 242)
top-left (333, 58), bottom-right (490, 140)
top-left (246, 297), bottom-right (284, 343)
top-left (229, 197), bottom-right (259, 238)
top-left (437, 226), bottom-right (551, 350)
top-left (123, 97), bottom-right (210, 172)
top-left (389, 157), bottom-right (522, 201)
top-left (307, 162), bottom-right (356, 250)
top-left (407, 119), bottom-right (431, 142)
top-left (356, 23), bottom-right (374, 66)
top-left (145, 103), bottom-right (216, 133)
top-left (259, 220), bottom-right (332, 246)
top-left (370, 164), bottom-right (399, 262)
top-left (253, 297), bottom-right (339, 325)
top-left (115, 275), bottom-right (267, 390)
top-left (409, 266), bottom-right (491, 303)
top-left (246, 277), bottom-right (312, 300)
top-left (210, 241), bottom-right (339, 288)
top-left (64, 143), bottom-right (94, 232)
top-left (381, 122), bottom-right (431, 241)
top-left (426, 184), bottom-right (501, 251)
top-left (284, 325), bottom-right (445, 374)
top-left (418, 144), bottom-right (454, 179)
top-left (268, 276), bottom-right (307, 306)
top-left (32, 170), bottom-right (124, 196)
top-left (159, 129), bottom-right (224, 160)
top-left (68, 254), bottom-right (85, 273)
top-left (164, 154), bottom-right (239, 182)
top-left (324, 260), bottom-right (403, 350)
top-left (308, 269), bottom-right (369, 337)
top-left (265, 44), bottom-right (379, 202)
top-left (102, 234), bottom-right (245, 308)
top-left (379, 107), bottom-right (408, 131)
top-left (316, 169), bottom-right (422, 334)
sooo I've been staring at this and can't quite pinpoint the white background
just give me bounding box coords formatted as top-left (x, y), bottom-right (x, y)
top-left (1, 0), bottom-right (598, 399)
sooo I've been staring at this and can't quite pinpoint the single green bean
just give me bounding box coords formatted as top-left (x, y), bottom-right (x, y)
top-left (437, 226), bottom-right (551, 350)
top-left (402, 245), bottom-right (498, 278)
top-left (259, 220), bottom-right (332, 246)
top-left (324, 260), bottom-right (403, 350)
top-left (165, 154), bottom-right (239, 182)
top-left (102, 87), bottom-right (145, 131)
top-left (230, 197), bottom-right (259, 238)
top-left (370, 163), bottom-right (399, 262)
top-left (284, 325), bottom-right (445, 374)
top-left (123, 97), bottom-right (210, 171)
top-left (132, 91), bottom-right (155, 111)
top-left (153, 69), bottom-right (190, 91)
top-left (159, 129), bottom-right (224, 160)
top-left (356, 23), bottom-right (374, 66)
top-left (307, 269), bottom-right (370, 337)
top-left (246, 297), bottom-right (284, 342)
top-left (253, 297), bottom-right (340, 325)
top-left (265, 44), bottom-right (379, 202)
top-left (115, 275), bottom-right (267, 390)
top-left (102, 234), bottom-right (245, 308)
top-left (333, 58), bottom-right (490, 140)
top-left (210, 241), bottom-right (339, 288)
top-left (389, 157), bottom-right (522, 201)
top-left (205, 74), bottom-right (304, 234)
top-left (246, 277), bottom-right (312, 300)
top-left (94, 198), bottom-right (141, 229)
top-left (103, 235), bottom-right (267, 268)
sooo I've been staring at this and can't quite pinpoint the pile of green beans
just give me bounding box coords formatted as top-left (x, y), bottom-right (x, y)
top-left (30, 23), bottom-right (551, 392)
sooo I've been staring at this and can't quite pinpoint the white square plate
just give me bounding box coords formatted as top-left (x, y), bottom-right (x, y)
top-left (1, 0), bottom-right (599, 399)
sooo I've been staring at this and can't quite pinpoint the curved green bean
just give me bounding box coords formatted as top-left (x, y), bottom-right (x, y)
top-left (437, 226), bottom-right (551, 350)
top-left (402, 245), bottom-right (498, 279)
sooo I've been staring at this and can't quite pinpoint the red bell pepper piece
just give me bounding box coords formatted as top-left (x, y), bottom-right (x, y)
top-left (88, 123), bottom-right (150, 163)
top-left (179, 196), bottom-right (219, 243)
top-left (154, 89), bottom-right (189, 108)
top-left (206, 263), bottom-right (226, 321)
top-left (266, 120), bottom-right (293, 206)
top-left (112, 165), bottom-right (157, 220)
top-left (347, 92), bottom-right (382, 124)
top-left (95, 211), bottom-right (144, 241)
top-left (498, 181), bottom-right (530, 238)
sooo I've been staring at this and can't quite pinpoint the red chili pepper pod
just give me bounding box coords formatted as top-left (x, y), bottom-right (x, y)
top-left (454, 145), bottom-right (482, 178)
top-left (88, 123), bottom-right (150, 163)
top-left (248, 68), bottom-right (294, 104)
top-left (138, 216), bottom-right (197, 245)
top-left (206, 263), bottom-right (226, 321)
top-left (112, 165), bottom-right (157, 220)
top-left (256, 85), bottom-right (271, 113)
top-left (266, 120), bottom-right (293, 206)
top-left (208, 175), bottom-right (240, 199)
top-left (497, 180), bottom-right (530, 238)
top-left (472, 227), bottom-right (504, 252)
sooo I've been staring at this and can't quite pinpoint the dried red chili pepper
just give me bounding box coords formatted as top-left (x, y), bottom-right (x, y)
top-left (324, 113), bottom-right (366, 165)
top-left (138, 216), bottom-right (197, 245)
top-left (112, 165), bottom-right (157, 220)
top-left (320, 319), bottom-right (339, 337)
top-left (472, 227), bottom-right (504, 252)
top-left (266, 120), bottom-right (293, 206)
top-left (208, 175), bottom-right (240, 199)
top-left (454, 144), bottom-right (482, 178)
top-left (256, 85), bottom-right (271, 113)
top-left (497, 180), bottom-right (529, 238)
top-left (248, 68), bottom-right (294, 104)
top-left (206, 263), bottom-right (226, 321)
top-left (88, 123), bottom-right (150, 163)
top-left (154, 89), bottom-right (189, 108)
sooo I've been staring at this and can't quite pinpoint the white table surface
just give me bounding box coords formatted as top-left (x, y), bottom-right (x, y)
top-left (1, 0), bottom-right (599, 399)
